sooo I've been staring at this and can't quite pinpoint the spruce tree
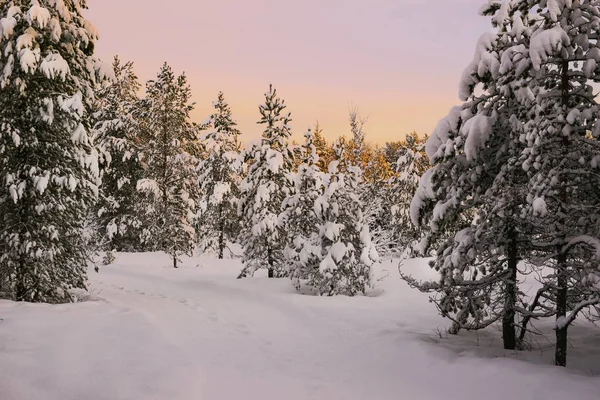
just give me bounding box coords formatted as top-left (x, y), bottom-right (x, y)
top-left (403, 6), bottom-right (533, 348)
top-left (0, 0), bottom-right (112, 302)
top-left (135, 63), bottom-right (201, 268)
top-left (487, 0), bottom-right (600, 365)
top-left (94, 56), bottom-right (145, 258)
top-left (282, 128), bottom-right (325, 289)
top-left (387, 132), bottom-right (428, 253)
top-left (238, 85), bottom-right (295, 278)
top-left (311, 141), bottom-right (378, 295)
top-left (197, 92), bottom-right (242, 259)
top-left (312, 121), bottom-right (334, 172)
top-left (406, 1), bottom-right (600, 361)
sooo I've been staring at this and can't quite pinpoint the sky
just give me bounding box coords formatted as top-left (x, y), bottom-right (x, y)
top-left (86, 0), bottom-right (491, 145)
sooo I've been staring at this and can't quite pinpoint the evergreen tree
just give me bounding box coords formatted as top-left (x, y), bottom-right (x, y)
top-left (387, 132), bottom-right (428, 253)
top-left (402, 6), bottom-right (533, 349)
top-left (313, 121), bottom-right (334, 172)
top-left (135, 63), bottom-right (201, 268)
top-left (238, 85), bottom-right (295, 278)
top-left (197, 92), bottom-right (242, 259)
top-left (406, 1), bottom-right (600, 362)
top-left (0, 0), bottom-right (112, 302)
top-left (487, 0), bottom-right (600, 365)
top-left (311, 141), bottom-right (378, 295)
top-left (94, 57), bottom-right (145, 258)
top-left (282, 128), bottom-right (325, 289)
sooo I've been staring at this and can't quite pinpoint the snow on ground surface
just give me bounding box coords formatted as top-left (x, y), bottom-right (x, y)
top-left (1, 253), bottom-right (600, 400)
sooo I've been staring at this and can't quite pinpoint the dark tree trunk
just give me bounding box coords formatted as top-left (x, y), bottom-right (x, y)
top-left (15, 260), bottom-right (27, 302)
top-left (555, 251), bottom-right (568, 367)
top-left (554, 59), bottom-right (570, 367)
top-left (503, 228), bottom-right (518, 350)
top-left (267, 246), bottom-right (274, 278)
top-left (173, 255), bottom-right (178, 269)
top-left (218, 204), bottom-right (225, 260)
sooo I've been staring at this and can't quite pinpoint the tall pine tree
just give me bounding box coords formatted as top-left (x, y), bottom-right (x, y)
top-left (135, 63), bottom-right (201, 268)
top-left (197, 92), bottom-right (242, 259)
top-left (94, 56), bottom-right (145, 258)
top-left (238, 85), bottom-right (295, 278)
top-left (387, 132), bottom-right (428, 254)
top-left (283, 128), bottom-right (325, 289)
top-left (488, 0), bottom-right (600, 365)
top-left (0, 0), bottom-right (112, 302)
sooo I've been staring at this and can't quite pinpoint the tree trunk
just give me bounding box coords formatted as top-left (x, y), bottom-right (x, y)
top-left (267, 245), bottom-right (274, 278)
top-left (173, 255), bottom-right (178, 269)
top-left (15, 259), bottom-right (27, 302)
top-left (554, 58), bottom-right (570, 367)
top-left (503, 228), bottom-right (518, 350)
top-left (555, 251), bottom-right (568, 367)
top-left (218, 204), bottom-right (225, 260)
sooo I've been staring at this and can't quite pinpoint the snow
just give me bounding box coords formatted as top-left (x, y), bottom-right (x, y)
top-left (40, 53), bottom-right (70, 80)
top-left (532, 196), bottom-right (548, 217)
top-left (18, 47), bottom-right (40, 74)
top-left (547, 0), bottom-right (563, 22)
top-left (410, 168), bottom-right (435, 226)
top-left (583, 59), bottom-right (596, 78)
top-left (34, 173), bottom-right (49, 194)
top-left (27, 4), bottom-right (51, 29)
top-left (1, 253), bottom-right (599, 400)
top-left (459, 32), bottom-right (499, 101)
top-left (329, 241), bottom-right (347, 263)
top-left (266, 148), bottom-right (284, 173)
top-left (462, 114), bottom-right (495, 162)
top-left (0, 16), bottom-right (17, 39)
top-left (530, 26), bottom-right (570, 71)
top-left (425, 105), bottom-right (463, 163)
top-left (210, 182), bottom-right (231, 205)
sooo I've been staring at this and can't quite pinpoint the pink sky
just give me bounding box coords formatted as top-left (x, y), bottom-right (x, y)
top-left (86, 0), bottom-right (490, 144)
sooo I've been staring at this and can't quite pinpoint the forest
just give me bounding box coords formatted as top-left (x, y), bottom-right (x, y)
top-left (1, 2), bottom-right (600, 394)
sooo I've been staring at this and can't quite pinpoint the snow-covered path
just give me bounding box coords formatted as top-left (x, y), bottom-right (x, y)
top-left (1, 253), bottom-right (600, 400)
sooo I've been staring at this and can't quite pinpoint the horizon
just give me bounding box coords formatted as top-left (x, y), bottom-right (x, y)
top-left (86, 0), bottom-right (491, 145)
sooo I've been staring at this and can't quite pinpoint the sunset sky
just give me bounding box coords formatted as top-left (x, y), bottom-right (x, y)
top-left (86, 0), bottom-right (491, 144)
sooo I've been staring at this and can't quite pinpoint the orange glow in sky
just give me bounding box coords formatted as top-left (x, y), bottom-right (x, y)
top-left (86, 0), bottom-right (490, 145)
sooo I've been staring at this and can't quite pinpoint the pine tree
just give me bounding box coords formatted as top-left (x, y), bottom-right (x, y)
top-left (282, 128), bottom-right (325, 289)
top-left (197, 92), bottom-right (242, 259)
top-left (402, 5), bottom-right (534, 349)
top-left (313, 121), bottom-right (334, 172)
top-left (94, 56), bottom-right (145, 258)
top-left (238, 85), bottom-right (295, 278)
top-left (387, 132), bottom-right (428, 253)
top-left (485, 0), bottom-right (600, 365)
top-left (0, 0), bottom-right (112, 302)
top-left (135, 63), bottom-right (201, 268)
top-left (406, 1), bottom-right (600, 361)
top-left (311, 141), bottom-right (378, 295)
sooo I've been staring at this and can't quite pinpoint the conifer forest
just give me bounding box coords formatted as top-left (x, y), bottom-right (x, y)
top-left (1, 1), bottom-right (600, 399)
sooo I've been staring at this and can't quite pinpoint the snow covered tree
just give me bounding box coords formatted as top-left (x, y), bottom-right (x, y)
top-left (311, 141), bottom-right (378, 295)
top-left (402, 5), bottom-right (535, 349)
top-left (282, 128), bottom-right (325, 288)
top-left (386, 132), bottom-right (428, 253)
top-left (313, 121), bottom-right (334, 172)
top-left (343, 109), bottom-right (393, 255)
top-left (197, 92), bottom-right (242, 259)
top-left (135, 63), bottom-right (201, 268)
top-left (94, 56), bottom-right (146, 257)
top-left (0, 0), bottom-right (112, 302)
top-left (406, 1), bottom-right (600, 361)
top-left (347, 106), bottom-right (367, 167)
top-left (238, 85), bottom-right (295, 278)
top-left (485, 0), bottom-right (600, 365)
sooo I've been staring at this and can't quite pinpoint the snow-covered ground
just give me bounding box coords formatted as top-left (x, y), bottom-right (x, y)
top-left (1, 253), bottom-right (599, 400)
